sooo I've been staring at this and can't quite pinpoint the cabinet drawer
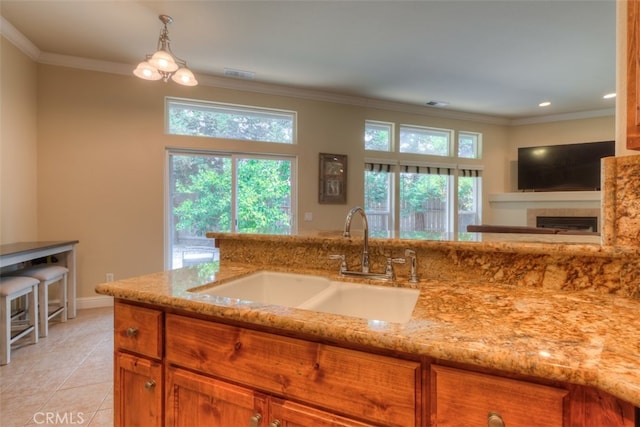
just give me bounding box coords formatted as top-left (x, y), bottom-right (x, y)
top-left (166, 314), bottom-right (419, 427)
top-left (431, 365), bottom-right (568, 427)
top-left (114, 302), bottom-right (163, 359)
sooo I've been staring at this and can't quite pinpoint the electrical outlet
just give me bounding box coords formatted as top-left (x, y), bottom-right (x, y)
top-left (304, 212), bottom-right (313, 221)
top-left (106, 273), bottom-right (114, 282)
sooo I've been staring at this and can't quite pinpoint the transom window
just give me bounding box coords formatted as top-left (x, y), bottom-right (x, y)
top-left (364, 121), bottom-right (393, 152)
top-left (399, 125), bottom-right (451, 156)
top-left (166, 98), bottom-right (296, 144)
top-left (458, 131), bottom-right (482, 159)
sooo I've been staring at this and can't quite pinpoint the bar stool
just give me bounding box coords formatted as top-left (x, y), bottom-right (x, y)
top-left (0, 276), bottom-right (39, 365)
top-left (15, 265), bottom-right (68, 338)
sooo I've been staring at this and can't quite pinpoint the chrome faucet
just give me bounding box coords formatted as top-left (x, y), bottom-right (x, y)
top-left (404, 249), bottom-right (419, 283)
top-left (343, 206), bottom-right (370, 273)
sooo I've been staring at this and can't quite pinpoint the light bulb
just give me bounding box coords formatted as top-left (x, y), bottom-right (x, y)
top-left (133, 61), bottom-right (162, 81)
top-left (171, 67), bottom-right (198, 86)
top-left (149, 50), bottom-right (179, 72)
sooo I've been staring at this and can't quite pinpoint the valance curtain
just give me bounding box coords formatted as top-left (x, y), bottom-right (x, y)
top-left (365, 162), bottom-right (482, 177)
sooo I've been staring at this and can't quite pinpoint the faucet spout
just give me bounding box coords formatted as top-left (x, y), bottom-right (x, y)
top-left (343, 206), bottom-right (370, 273)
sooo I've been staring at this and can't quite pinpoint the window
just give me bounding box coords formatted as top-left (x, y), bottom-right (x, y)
top-left (364, 121), bottom-right (393, 151)
top-left (458, 132), bottom-right (481, 159)
top-left (458, 169), bottom-right (482, 232)
top-left (399, 166), bottom-right (452, 238)
top-left (364, 163), bottom-right (394, 236)
top-left (399, 125), bottom-right (451, 156)
top-left (166, 98), bottom-right (296, 144)
top-left (364, 121), bottom-right (483, 237)
top-left (167, 150), bottom-right (296, 269)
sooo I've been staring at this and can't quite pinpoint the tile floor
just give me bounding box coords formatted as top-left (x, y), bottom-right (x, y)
top-left (0, 307), bottom-right (114, 426)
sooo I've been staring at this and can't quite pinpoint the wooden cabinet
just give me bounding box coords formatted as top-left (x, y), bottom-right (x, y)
top-left (112, 300), bottom-right (635, 427)
top-left (431, 365), bottom-right (635, 427)
top-left (628, 0), bottom-right (640, 150)
top-left (431, 365), bottom-right (567, 427)
top-left (114, 302), bottom-right (164, 427)
top-left (166, 364), bottom-right (373, 427)
top-left (115, 352), bottom-right (163, 427)
top-left (165, 313), bottom-right (420, 426)
top-left (166, 365), bottom-right (268, 426)
top-left (114, 301), bottom-right (163, 359)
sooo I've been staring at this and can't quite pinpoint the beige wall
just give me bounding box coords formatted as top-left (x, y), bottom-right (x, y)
top-left (1, 43), bottom-right (615, 301)
top-left (0, 35), bottom-right (38, 243)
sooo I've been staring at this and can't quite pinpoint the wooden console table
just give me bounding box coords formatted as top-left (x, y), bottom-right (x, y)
top-left (0, 241), bottom-right (79, 318)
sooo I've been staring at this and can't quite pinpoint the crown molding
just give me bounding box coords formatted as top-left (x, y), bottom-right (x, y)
top-left (509, 108), bottom-right (615, 126)
top-left (0, 16), bottom-right (40, 60)
top-left (1, 18), bottom-right (615, 127)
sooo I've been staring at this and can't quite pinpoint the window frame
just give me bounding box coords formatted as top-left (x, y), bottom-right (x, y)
top-left (364, 120), bottom-right (394, 152)
top-left (166, 97), bottom-right (297, 144)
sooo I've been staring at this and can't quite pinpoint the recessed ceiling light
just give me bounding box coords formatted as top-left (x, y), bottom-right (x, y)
top-left (603, 93), bottom-right (616, 99)
top-left (538, 101), bottom-right (551, 107)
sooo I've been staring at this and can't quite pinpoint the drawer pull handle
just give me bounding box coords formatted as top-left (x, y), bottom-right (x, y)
top-left (125, 327), bottom-right (138, 337)
top-left (144, 379), bottom-right (156, 391)
top-left (269, 420), bottom-right (281, 427)
top-left (249, 413), bottom-right (262, 427)
top-left (235, 341), bottom-right (242, 351)
top-left (488, 411), bottom-right (505, 427)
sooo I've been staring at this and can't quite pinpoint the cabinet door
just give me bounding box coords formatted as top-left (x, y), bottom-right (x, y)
top-left (431, 365), bottom-right (568, 427)
top-left (114, 352), bottom-right (162, 427)
top-left (166, 365), bottom-right (268, 427)
top-left (269, 398), bottom-right (375, 427)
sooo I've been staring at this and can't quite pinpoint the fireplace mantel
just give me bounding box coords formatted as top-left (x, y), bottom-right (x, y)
top-left (488, 191), bottom-right (601, 204)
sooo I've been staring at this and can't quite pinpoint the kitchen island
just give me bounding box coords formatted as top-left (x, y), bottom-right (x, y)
top-left (97, 232), bottom-right (639, 426)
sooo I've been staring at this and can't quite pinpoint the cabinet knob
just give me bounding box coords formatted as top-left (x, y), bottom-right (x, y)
top-left (249, 413), bottom-right (262, 427)
top-left (269, 420), bottom-right (282, 427)
top-left (144, 379), bottom-right (156, 391)
top-left (488, 411), bottom-right (505, 427)
top-left (125, 327), bottom-right (138, 337)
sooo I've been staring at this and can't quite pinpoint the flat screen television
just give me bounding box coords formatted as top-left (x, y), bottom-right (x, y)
top-left (517, 141), bottom-right (614, 191)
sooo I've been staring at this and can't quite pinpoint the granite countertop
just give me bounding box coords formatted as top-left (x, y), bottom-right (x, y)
top-left (95, 261), bottom-right (640, 408)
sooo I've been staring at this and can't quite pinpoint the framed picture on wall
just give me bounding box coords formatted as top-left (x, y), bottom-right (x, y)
top-left (318, 153), bottom-right (347, 204)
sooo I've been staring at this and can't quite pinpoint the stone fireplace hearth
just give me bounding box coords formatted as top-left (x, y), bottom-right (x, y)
top-left (527, 208), bottom-right (600, 232)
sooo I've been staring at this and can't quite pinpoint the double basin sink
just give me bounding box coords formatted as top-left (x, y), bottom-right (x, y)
top-left (192, 271), bottom-right (420, 323)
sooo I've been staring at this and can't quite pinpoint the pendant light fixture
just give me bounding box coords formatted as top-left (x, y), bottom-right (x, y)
top-left (133, 15), bottom-right (198, 86)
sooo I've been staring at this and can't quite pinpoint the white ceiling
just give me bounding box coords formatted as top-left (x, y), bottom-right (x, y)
top-left (0, 0), bottom-right (616, 120)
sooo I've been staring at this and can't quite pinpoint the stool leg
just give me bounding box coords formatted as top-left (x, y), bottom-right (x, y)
top-left (1, 295), bottom-right (10, 365)
top-left (60, 274), bottom-right (67, 323)
top-left (29, 285), bottom-right (38, 344)
top-left (38, 281), bottom-right (48, 338)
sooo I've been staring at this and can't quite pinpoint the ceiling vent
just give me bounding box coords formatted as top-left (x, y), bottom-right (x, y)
top-left (224, 68), bottom-right (256, 80)
top-left (426, 100), bottom-right (449, 107)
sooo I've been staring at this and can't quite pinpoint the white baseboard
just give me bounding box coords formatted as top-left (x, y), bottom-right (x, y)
top-left (77, 295), bottom-right (114, 310)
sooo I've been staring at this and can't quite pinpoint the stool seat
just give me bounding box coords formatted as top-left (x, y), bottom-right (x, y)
top-left (0, 276), bottom-right (39, 296)
top-left (16, 265), bottom-right (68, 282)
top-left (0, 276), bottom-right (39, 365)
top-left (10, 265), bottom-right (68, 337)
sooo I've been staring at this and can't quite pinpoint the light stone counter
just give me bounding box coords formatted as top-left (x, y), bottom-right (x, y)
top-left (95, 250), bottom-right (640, 408)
